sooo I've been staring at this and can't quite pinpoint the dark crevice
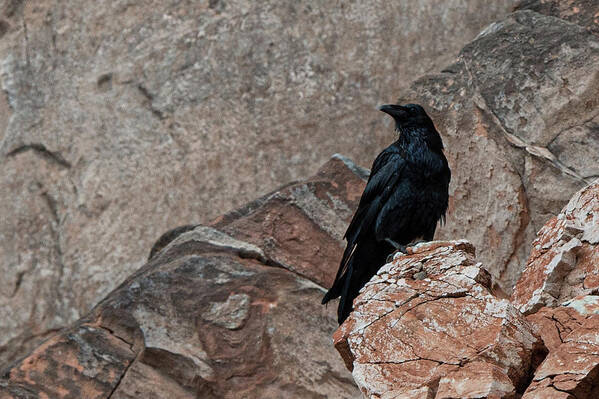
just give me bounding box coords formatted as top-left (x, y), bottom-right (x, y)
top-left (6, 143), bottom-right (71, 168)
top-left (137, 84), bottom-right (165, 119)
top-left (10, 270), bottom-right (25, 297)
top-left (21, 13), bottom-right (30, 69)
top-left (549, 382), bottom-right (578, 399)
top-left (519, 339), bottom-right (550, 395)
top-left (97, 73), bottom-right (113, 92)
top-left (368, 357), bottom-right (458, 366)
top-left (554, 317), bottom-right (565, 344)
top-left (106, 355), bottom-right (137, 399)
top-left (0, 19), bottom-right (9, 39)
top-left (96, 325), bottom-right (134, 351)
top-left (427, 377), bottom-right (441, 398)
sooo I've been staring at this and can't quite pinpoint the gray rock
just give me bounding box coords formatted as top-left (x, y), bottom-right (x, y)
top-left (201, 293), bottom-right (251, 330)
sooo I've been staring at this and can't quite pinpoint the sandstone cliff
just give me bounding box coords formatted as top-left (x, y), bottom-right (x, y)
top-left (0, 0), bottom-right (518, 366)
top-left (1, 0), bottom-right (599, 396)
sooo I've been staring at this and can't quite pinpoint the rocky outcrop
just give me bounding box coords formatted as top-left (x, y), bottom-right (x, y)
top-left (404, 0), bottom-right (599, 293)
top-left (334, 178), bottom-right (599, 398)
top-left (512, 179), bottom-right (599, 314)
top-left (0, 156), bottom-right (365, 398)
top-left (2, 0), bottom-right (599, 388)
top-left (334, 241), bottom-right (546, 398)
top-left (524, 304), bottom-right (599, 398)
top-left (511, 178), bottom-right (599, 398)
top-left (0, 0), bottom-right (519, 366)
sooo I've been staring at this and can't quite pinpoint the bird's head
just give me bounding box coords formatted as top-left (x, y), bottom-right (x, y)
top-left (378, 103), bottom-right (443, 150)
top-left (378, 104), bottom-right (433, 130)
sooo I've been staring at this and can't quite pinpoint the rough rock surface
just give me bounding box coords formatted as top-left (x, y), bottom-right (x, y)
top-left (335, 178), bottom-right (599, 398)
top-left (333, 240), bottom-right (546, 399)
top-left (512, 179), bottom-right (599, 314)
top-left (0, 0), bottom-right (518, 366)
top-left (508, 178), bottom-right (599, 398)
top-left (524, 302), bottom-right (599, 398)
top-left (0, 156), bottom-right (365, 398)
top-left (403, 0), bottom-right (599, 293)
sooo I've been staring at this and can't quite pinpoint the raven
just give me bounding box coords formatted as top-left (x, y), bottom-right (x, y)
top-left (322, 104), bottom-right (451, 324)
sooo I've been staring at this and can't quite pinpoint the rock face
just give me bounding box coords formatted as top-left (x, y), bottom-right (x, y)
top-left (0, 156), bottom-right (365, 398)
top-left (403, 0), bottom-right (599, 293)
top-left (512, 179), bottom-right (599, 314)
top-left (510, 178), bottom-right (599, 398)
top-left (334, 240), bottom-right (546, 398)
top-left (0, 0), bottom-right (518, 366)
top-left (335, 179), bottom-right (599, 398)
top-left (524, 304), bottom-right (599, 398)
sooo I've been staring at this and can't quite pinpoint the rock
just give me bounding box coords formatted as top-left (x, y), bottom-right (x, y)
top-left (2, 324), bottom-right (137, 399)
top-left (333, 240), bottom-right (546, 399)
top-left (525, 306), bottom-right (588, 352)
top-left (523, 301), bottom-right (599, 398)
top-left (0, 222), bottom-right (360, 398)
top-left (333, 160), bottom-right (599, 398)
top-left (505, 177), bottom-right (599, 398)
top-left (0, 151), bottom-right (364, 367)
top-left (209, 155), bottom-right (367, 288)
top-left (511, 179), bottom-right (599, 314)
top-left (403, 1), bottom-right (599, 293)
top-left (516, 0), bottom-right (599, 36)
top-left (0, 0), bottom-right (517, 366)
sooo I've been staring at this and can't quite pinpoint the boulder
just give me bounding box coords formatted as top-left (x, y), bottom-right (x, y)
top-left (333, 240), bottom-right (546, 398)
top-left (0, 155), bottom-right (367, 398)
top-left (523, 300), bottom-right (599, 399)
top-left (511, 179), bottom-right (599, 314)
top-left (334, 177), bottom-right (599, 398)
top-left (509, 177), bottom-right (599, 398)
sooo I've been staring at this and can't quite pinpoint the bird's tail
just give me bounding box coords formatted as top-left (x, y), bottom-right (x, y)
top-left (321, 255), bottom-right (355, 323)
top-left (322, 258), bottom-right (350, 305)
top-left (322, 270), bottom-right (343, 305)
top-left (323, 237), bottom-right (389, 323)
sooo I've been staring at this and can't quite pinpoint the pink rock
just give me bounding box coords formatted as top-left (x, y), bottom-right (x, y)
top-left (512, 180), bottom-right (599, 314)
top-left (334, 241), bottom-right (545, 398)
top-left (524, 313), bottom-right (599, 398)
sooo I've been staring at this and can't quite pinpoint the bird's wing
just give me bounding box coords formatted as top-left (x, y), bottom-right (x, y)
top-left (345, 150), bottom-right (405, 242)
top-left (335, 150), bottom-right (405, 277)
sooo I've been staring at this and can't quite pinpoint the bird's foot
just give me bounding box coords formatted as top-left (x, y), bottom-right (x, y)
top-left (386, 245), bottom-right (408, 263)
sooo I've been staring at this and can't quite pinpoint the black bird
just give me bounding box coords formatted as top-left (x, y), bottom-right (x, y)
top-left (322, 104), bottom-right (451, 324)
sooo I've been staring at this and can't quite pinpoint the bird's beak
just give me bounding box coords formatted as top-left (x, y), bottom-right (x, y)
top-left (378, 104), bottom-right (408, 118)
